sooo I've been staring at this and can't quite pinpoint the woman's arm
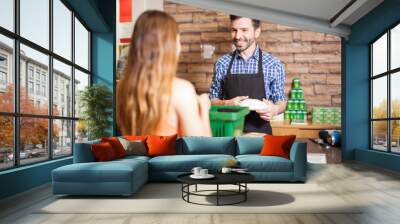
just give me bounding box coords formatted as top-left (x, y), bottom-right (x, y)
top-left (172, 78), bottom-right (212, 137)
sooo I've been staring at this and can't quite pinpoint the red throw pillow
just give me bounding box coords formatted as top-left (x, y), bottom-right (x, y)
top-left (146, 134), bottom-right (177, 157)
top-left (91, 142), bottom-right (118, 161)
top-left (124, 135), bottom-right (147, 141)
top-left (101, 137), bottom-right (126, 158)
top-left (260, 134), bottom-right (296, 159)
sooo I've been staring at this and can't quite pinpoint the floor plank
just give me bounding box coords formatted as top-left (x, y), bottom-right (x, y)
top-left (1, 162), bottom-right (400, 224)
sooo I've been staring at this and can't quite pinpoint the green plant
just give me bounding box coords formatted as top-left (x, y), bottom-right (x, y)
top-left (79, 84), bottom-right (113, 140)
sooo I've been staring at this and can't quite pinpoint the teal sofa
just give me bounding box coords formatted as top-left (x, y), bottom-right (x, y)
top-left (52, 137), bottom-right (307, 196)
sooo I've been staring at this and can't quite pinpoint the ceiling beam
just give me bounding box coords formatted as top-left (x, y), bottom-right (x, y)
top-left (330, 0), bottom-right (368, 28)
top-left (169, 0), bottom-right (351, 38)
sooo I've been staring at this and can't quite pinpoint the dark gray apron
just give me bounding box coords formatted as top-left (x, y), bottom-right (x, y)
top-left (222, 49), bottom-right (272, 134)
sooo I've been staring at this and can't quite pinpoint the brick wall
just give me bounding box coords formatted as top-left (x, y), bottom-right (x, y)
top-left (165, 1), bottom-right (342, 108)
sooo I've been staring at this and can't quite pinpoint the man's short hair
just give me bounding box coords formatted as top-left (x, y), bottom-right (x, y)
top-left (229, 15), bottom-right (261, 29)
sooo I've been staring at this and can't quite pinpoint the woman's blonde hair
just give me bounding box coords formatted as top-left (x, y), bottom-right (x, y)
top-left (117, 10), bottom-right (179, 135)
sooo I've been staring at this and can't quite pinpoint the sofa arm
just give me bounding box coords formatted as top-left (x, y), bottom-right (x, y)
top-left (73, 140), bottom-right (100, 163)
top-left (289, 141), bottom-right (307, 181)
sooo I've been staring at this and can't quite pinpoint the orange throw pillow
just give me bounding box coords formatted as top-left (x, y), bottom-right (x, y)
top-left (91, 142), bottom-right (118, 161)
top-left (146, 134), bottom-right (177, 157)
top-left (101, 137), bottom-right (126, 158)
top-left (260, 134), bottom-right (296, 159)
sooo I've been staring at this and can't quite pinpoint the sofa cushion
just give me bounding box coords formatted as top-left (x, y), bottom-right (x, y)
top-left (74, 139), bottom-right (101, 163)
top-left (236, 155), bottom-right (293, 172)
top-left (91, 142), bottom-right (118, 161)
top-left (260, 134), bottom-right (296, 159)
top-left (148, 154), bottom-right (235, 172)
top-left (235, 137), bottom-right (263, 155)
top-left (101, 137), bottom-right (127, 158)
top-left (118, 137), bottom-right (147, 156)
top-left (177, 137), bottom-right (235, 155)
top-left (52, 158), bottom-right (147, 183)
top-left (146, 134), bottom-right (177, 157)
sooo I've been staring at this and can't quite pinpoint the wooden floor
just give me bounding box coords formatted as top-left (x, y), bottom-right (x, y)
top-left (1, 161), bottom-right (400, 224)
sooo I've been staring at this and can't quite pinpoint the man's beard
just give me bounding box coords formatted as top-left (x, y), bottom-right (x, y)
top-left (234, 37), bottom-right (255, 52)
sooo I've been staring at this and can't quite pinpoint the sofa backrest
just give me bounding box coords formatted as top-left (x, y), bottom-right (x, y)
top-left (73, 139), bottom-right (101, 163)
top-left (177, 137), bottom-right (236, 155)
top-left (235, 136), bottom-right (263, 155)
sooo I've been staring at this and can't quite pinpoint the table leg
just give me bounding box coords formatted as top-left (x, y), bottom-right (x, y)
top-left (217, 184), bottom-right (219, 206)
top-left (195, 184), bottom-right (197, 192)
top-left (245, 183), bottom-right (247, 201)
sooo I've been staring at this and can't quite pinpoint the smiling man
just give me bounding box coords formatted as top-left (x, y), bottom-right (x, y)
top-left (209, 15), bottom-right (287, 134)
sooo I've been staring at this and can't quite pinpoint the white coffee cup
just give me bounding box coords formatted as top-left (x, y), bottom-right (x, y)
top-left (200, 169), bottom-right (208, 176)
top-left (221, 167), bottom-right (232, 174)
top-left (191, 167), bottom-right (202, 176)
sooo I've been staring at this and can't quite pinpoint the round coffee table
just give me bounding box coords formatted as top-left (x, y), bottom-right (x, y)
top-left (177, 172), bottom-right (255, 206)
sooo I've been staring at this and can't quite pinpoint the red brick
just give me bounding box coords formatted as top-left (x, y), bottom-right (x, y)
top-left (277, 24), bottom-right (301, 31)
top-left (261, 22), bottom-right (277, 31)
top-left (179, 53), bottom-right (203, 63)
top-left (217, 43), bottom-right (233, 53)
top-left (315, 84), bottom-right (341, 95)
top-left (294, 53), bottom-right (341, 63)
top-left (299, 74), bottom-right (327, 85)
top-left (188, 64), bottom-right (214, 73)
top-left (305, 95), bottom-right (332, 106)
top-left (179, 23), bottom-right (218, 33)
top-left (325, 34), bottom-right (341, 42)
top-left (190, 44), bottom-right (201, 52)
top-left (309, 63), bottom-right (341, 74)
top-left (180, 34), bottom-right (201, 43)
top-left (195, 82), bottom-right (212, 93)
top-left (193, 12), bottom-right (218, 23)
top-left (179, 73), bottom-right (207, 83)
top-left (293, 31), bottom-right (301, 41)
top-left (301, 85), bottom-right (315, 95)
top-left (164, 3), bottom-right (176, 13)
top-left (274, 53), bottom-right (294, 63)
top-left (201, 32), bottom-right (231, 42)
top-left (217, 21), bottom-right (231, 32)
top-left (326, 75), bottom-right (341, 85)
top-left (332, 95), bottom-right (342, 105)
top-left (266, 43), bottom-right (312, 53)
top-left (171, 13), bottom-right (193, 23)
top-left (177, 63), bottom-right (187, 73)
top-left (180, 44), bottom-right (190, 52)
top-left (176, 4), bottom-right (204, 13)
top-left (301, 31), bottom-right (325, 42)
top-left (312, 43), bottom-right (341, 53)
top-left (259, 31), bottom-right (293, 42)
top-left (285, 63), bottom-right (309, 73)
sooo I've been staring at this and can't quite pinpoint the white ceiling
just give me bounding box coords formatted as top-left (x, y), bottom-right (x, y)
top-left (169, 0), bottom-right (384, 38)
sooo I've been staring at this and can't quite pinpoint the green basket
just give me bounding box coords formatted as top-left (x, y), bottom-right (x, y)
top-left (209, 105), bottom-right (250, 137)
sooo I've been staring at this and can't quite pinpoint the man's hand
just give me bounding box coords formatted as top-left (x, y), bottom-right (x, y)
top-left (255, 99), bottom-right (278, 121)
top-left (225, 96), bottom-right (249, 106)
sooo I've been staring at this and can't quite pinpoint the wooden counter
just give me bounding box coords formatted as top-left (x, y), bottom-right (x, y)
top-left (270, 121), bottom-right (341, 139)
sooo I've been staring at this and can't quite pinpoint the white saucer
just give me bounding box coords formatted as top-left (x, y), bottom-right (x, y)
top-left (190, 174), bottom-right (215, 179)
top-left (240, 99), bottom-right (268, 111)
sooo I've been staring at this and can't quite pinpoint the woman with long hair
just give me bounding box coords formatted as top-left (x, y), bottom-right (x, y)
top-left (117, 10), bottom-right (211, 136)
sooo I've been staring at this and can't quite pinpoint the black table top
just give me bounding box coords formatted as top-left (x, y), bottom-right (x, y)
top-left (177, 172), bottom-right (255, 185)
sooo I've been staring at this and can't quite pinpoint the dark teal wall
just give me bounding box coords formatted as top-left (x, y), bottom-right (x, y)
top-left (343, 0), bottom-right (400, 171)
top-left (0, 0), bottom-right (116, 200)
top-left (92, 32), bottom-right (116, 136)
top-left (0, 158), bottom-right (72, 199)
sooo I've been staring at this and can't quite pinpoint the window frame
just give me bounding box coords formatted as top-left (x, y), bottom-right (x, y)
top-left (370, 20), bottom-right (400, 154)
top-left (0, 0), bottom-right (92, 171)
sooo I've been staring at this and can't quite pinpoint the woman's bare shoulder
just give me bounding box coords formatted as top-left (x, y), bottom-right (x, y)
top-left (172, 78), bottom-right (197, 99)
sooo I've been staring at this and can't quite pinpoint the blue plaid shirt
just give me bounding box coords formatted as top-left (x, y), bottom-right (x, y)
top-left (209, 46), bottom-right (286, 103)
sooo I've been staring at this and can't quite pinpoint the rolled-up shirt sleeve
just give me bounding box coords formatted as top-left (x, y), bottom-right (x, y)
top-left (270, 62), bottom-right (286, 103)
top-left (209, 60), bottom-right (224, 99)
